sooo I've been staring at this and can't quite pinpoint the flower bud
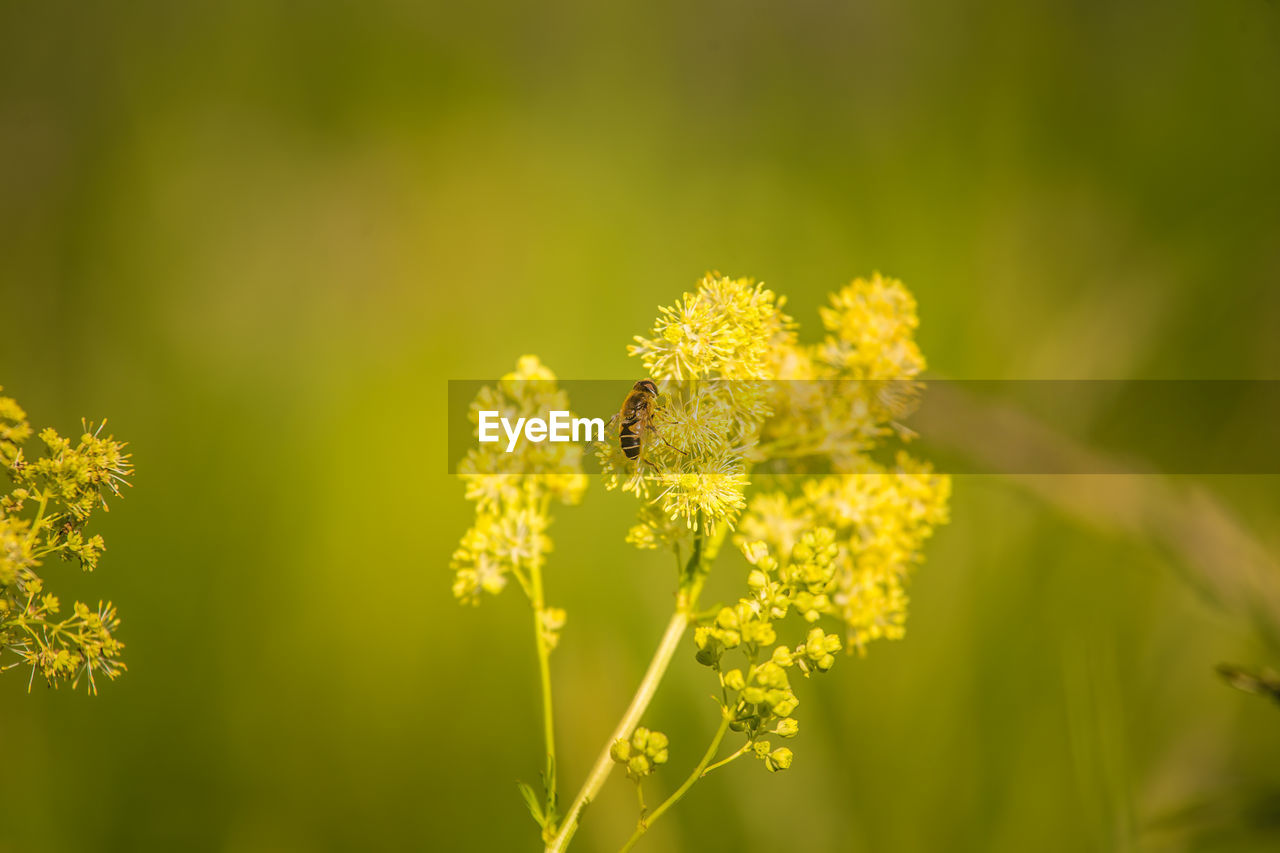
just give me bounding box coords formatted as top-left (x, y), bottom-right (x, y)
top-left (743, 621), bottom-right (776, 647)
top-left (774, 718), bottom-right (799, 738)
top-left (754, 662), bottom-right (788, 689)
top-left (764, 689), bottom-right (791, 709)
top-left (723, 668), bottom-right (745, 691)
top-left (805, 627), bottom-right (826, 658)
top-left (766, 748), bottom-right (793, 772)
top-left (741, 541), bottom-right (769, 565)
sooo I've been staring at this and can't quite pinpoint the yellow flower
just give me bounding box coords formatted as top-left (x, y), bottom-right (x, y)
top-left (461, 355), bottom-right (588, 505)
top-left (818, 273), bottom-right (925, 380)
top-left (628, 273), bottom-right (794, 381)
top-left (3, 392), bottom-right (132, 694)
top-left (738, 452), bottom-right (949, 654)
top-left (451, 356), bottom-right (585, 606)
top-left (654, 453), bottom-right (749, 531)
top-left (757, 273), bottom-right (928, 467)
top-left (450, 516), bottom-right (509, 605)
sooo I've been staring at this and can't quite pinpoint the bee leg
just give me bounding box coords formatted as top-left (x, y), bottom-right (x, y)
top-left (653, 429), bottom-right (689, 456)
top-left (661, 437), bottom-right (688, 456)
top-left (645, 422), bottom-right (689, 456)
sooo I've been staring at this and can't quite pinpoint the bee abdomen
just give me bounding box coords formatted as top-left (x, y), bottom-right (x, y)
top-left (620, 420), bottom-right (642, 460)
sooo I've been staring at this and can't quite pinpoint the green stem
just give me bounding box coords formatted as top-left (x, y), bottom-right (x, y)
top-left (701, 743), bottom-right (750, 776)
top-left (546, 520), bottom-right (729, 853)
top-left (545, 608), bottom-right (691, 853)
top-left (529, 547), bottom-right (558, 830)
top-left (26, 491), bottom-right (48, 549)
top-left (617, 713), bottom-right (736, 853)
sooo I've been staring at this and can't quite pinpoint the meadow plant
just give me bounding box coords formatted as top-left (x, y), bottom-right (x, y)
top-left (451, 274), bottom-right (950, 851)
top-left (0, 389), bottom-right (133, 694)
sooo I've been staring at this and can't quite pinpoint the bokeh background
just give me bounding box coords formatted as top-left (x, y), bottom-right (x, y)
top-left (3, 1), bottom-right (1280, 850)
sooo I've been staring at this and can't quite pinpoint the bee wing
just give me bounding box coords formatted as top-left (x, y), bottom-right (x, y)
top-left (586, 411), bottom-right (622, 455)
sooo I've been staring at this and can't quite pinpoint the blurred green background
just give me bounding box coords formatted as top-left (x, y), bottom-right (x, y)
top-left (3, 1), bottom-right (1280, 850)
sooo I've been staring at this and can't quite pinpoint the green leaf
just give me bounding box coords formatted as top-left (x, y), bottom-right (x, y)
top-left (516, 781), bottom-right (544, 827)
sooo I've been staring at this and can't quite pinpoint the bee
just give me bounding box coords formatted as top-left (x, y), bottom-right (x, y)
top-left (614, 379), bottom-right (685, 464)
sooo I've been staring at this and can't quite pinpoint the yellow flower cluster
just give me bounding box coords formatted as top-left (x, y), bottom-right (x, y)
top-left (1, 388), bottom-right (132, 693)
top-left (684, 528), bottom-right (848, 773)
top-left (451, 357), bottom-right (585, 623)
top-left (0, 395), bottom-right (32, 463)
top-left (627, 272), bottom-right (794, 381)
top-left (601, 271), bottom-right (950, 655)
top-left (607, 274), bottom-right (796, 539)
top-left (737, 452), bottom-right (950, 654)
top-left (2, 593), bottom-right (124, 693)
top-left (608, 272), bottom-right (946, 555)
top-left (601, 386), bottom-right (750, 535)
top-left (760, 273), bottom-right (927, 467)
top-left (458, 355), bottom-right (588, 512)
top-left (610, 726), bottom-right (670, 781)
top-left (818, 273), bottom-right (924, 380)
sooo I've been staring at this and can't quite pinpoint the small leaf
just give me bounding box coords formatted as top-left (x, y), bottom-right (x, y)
top-left (1217, 663), bottom-right (1280, 705)
top-left (516, 781), bottom-right (544, 827)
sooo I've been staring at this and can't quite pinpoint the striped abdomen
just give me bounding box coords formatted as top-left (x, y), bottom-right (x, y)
top-left (620, 416), bottom-right (642, 460)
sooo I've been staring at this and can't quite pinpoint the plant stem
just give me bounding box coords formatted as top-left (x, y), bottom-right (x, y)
top-left (529, 551), bottom-right (558, 828)
top-left (700, 743), bottom-right (750, 776)
top-left (616, 713), bottom-right (735, 853)
top-left (25, 491), bottom-right (48, 548)
top-left (546, 521), bottom-right (729, 853)
top-left (545, 608), bottom-right (690, 853)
